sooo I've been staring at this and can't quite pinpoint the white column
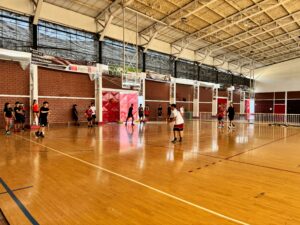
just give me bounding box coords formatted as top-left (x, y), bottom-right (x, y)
top-left (141, 78), bottom-right (146, 107)
top-left (193, 83), bottom-right (200, 117)
top-left (284, 91), bottom-right (287, 124)
top-left (95, 64), bottom-right (103, 124)
top-left (212, 87), bottom-right (218, 116)
top-left (30, 64), bottom-right (38, 125)
top-left (240, 91), bottom-right (245, 114)
top-left (170, 79), bottom-right (176, 104)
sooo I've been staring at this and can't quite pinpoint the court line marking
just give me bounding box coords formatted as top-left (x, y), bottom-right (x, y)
top-left (0, 178), bottom-right (39, 225)
top-left (226, 131), bottom-right (300, 160)
top-left (18, 135), bottom-right (250, 225)
top-left (0, 185), bottom-right (33, 195)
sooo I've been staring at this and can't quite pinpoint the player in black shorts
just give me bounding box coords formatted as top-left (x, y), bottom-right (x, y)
top-left (125, 104), bottom-right (134, 126)
top-left (35, 101), bottom-right (50, 138)
top-left (227, 103), bottom-right (235, 129)
top-left (14, 102), bottom-right (22, 132)
top-left (3, 102), bottom-right (14, 135)
top-left (138, 104), bottom-right (144, 123)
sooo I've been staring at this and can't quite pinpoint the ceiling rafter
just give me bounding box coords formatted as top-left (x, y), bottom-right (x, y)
top-left (209, 10), bottom-right (300, 56)
top-left (32, 0), bottom-right (44, 25)
top-left (172, 0), bottom-right (291, 56)
top-left (215, 28), bottom-right (300, 58)
top-left (140, 0), bottom-right (218, 52)
top-left (96, 0), bottom-right (135, 40)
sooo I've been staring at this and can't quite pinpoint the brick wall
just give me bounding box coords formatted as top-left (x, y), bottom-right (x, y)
top-left (38, 67), bottom-right (94, 97)
top-left (0, 60), bottom-right (30, 128)
top-left (38, 67), bottom-right (95, 124)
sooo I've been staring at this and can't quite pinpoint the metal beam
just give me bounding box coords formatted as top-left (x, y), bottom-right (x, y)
top-left (172, 0), bottom-right (291, 52)
top-left (138, 0), bottom-right (218, 51)
top-left (207, 10), bottom-right (300, 54)
top-left (96, 0), bottom-right (122, 20)
top-left (215, 29), bottom-right (300, 58)
top-left (96, 0), bottom-right (134, 40)
top-left (140, 0), bottom-right (218, 35)
top-left (33, 0), bottom-right (43, 25)
top-left (100, 14), bottom-right (114, 41)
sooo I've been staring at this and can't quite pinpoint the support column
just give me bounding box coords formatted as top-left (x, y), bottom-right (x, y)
top-left (212, 87), bottom-right (218, 116)
top-left (98, 40), bottom-right (103, 64)
top-left (170, 78), bottom-right (176, 104)
top-left (284, 91), bottom-right (288, 124)
top-left (32, 24), bottom-right (38, 50)
top-left (193, 82), bottom-right (200, 118)
top-left (240, 91), bottom-right (245, 114)
top-left (95, 64), bottom-right (103, 124)
top-left (30, 64), bottom-right (38, 126)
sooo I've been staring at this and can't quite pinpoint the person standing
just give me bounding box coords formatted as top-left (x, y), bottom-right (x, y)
top-left (32, 99), bottom-right (39, 125)
top-left (227, 103), bottom-right (235, 129)
top-left (158, 104), bottom-right (163, 118)
top-left (19, 103), bottom-right (26, 131)
top-left (72, 104), bottom-right (80, 126)
top-left (85, 105), bottom-right (93, 128)
top-left (169, 104), bottom-right (184, 143)
top-left (138, 104), bottom-right (144, 123)
top-left (180, 105), bottom-right (185, 116)
top-left (3, 103), bottom-right (14, 135)
top-left (144, 105), bottom-right (150, 122)
top-left (35, 101), bottom-right (50, 138)
top-left (14, 102), bottom-right (22, 132)
top-left (217, 104), bottom-right (225, 128)
top-left (167, 104), bottom-right (172, 119)
top-left (90, 103), bottom-right (96, 126)
top-left (125, 104), bottom-right (134, 126)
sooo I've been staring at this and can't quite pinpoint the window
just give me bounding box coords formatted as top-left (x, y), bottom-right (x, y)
top-left (176, 60), bottom-right (197, 80)
top-left (0, 10), bottom-right (32, 52)
top-left (199, 65), bottom-right (217, 83)
top-left (145, 50), bottom-right (174, 75)
top-left (38, 21), bottom-right (98, 62)
top-left (102, 38), bottom-right (142, 76)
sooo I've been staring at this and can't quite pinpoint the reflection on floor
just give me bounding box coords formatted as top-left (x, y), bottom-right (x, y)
top-left (0, 121), bottom-right (300, 225)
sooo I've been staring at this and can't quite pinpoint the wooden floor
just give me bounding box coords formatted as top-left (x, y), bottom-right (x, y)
top-left (0, 121), bottom-right (300, 225)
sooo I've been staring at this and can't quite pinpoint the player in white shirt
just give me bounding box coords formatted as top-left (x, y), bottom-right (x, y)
top-left (180, 106), bottom-right (184, 116)
top-left (169, 104), bottom-right (184, 143)
top-left (90, 103), bottom-right (96, 126)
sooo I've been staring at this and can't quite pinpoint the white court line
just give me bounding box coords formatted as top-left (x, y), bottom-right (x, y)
top-left (18, 135), bottom-right (250, 225)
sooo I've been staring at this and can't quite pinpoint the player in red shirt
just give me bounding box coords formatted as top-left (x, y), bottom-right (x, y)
top-left (85, 105), bottom-right (93, 127)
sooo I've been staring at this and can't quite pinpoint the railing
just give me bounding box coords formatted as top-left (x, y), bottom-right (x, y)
top-left (199, 112), bottom-right (300, 126)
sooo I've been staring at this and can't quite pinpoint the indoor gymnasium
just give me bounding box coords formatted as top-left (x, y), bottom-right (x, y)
top-left (1, 0), bottom-right (300, 224)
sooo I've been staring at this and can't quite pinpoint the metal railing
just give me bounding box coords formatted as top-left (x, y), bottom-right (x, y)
top-left (199, 112), bottom-right (300, 126)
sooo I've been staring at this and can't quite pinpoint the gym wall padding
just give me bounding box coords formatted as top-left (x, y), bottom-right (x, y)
top-left (102, 91), bottom-right (120, 123)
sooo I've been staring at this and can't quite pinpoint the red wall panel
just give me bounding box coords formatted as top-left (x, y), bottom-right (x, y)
top-left (102, 91), bottom-right (120, 122)
top-left (200, 87), bottom-right (212, 102)
top-left (38, 67), bottom-right (94, 98)
top-left (0, 60), bottom-right (30, 95)
top-left (145, 80), bottom-right (170, 101)
top-left (176, 84), bottom-right (193, 102)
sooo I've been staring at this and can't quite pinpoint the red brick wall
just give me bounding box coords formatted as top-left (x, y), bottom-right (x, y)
top-left (199, 103), bottom-right (212, 112)
top-left (200, 87), bottom-right (212, 102)
top-left (38, 98), bottom-right (93, 124)
top-left (38, 67), bottom-right (95, 124)
top-left (0, 60), bottom-right (30, 128)
top-left (0, 60), bottom-right (30, 95)
top-left (38, 67), bottom-right (94, 97)
top-left (145, 101), bottom-right (169, 120)
top-left (176, 84), bottom-right (193, 102)
top-left (146, 80), bottom-right (170, 101)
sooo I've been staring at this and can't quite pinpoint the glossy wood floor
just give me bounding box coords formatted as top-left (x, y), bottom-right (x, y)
top-left (1, 121), bottom-right (300, 225)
